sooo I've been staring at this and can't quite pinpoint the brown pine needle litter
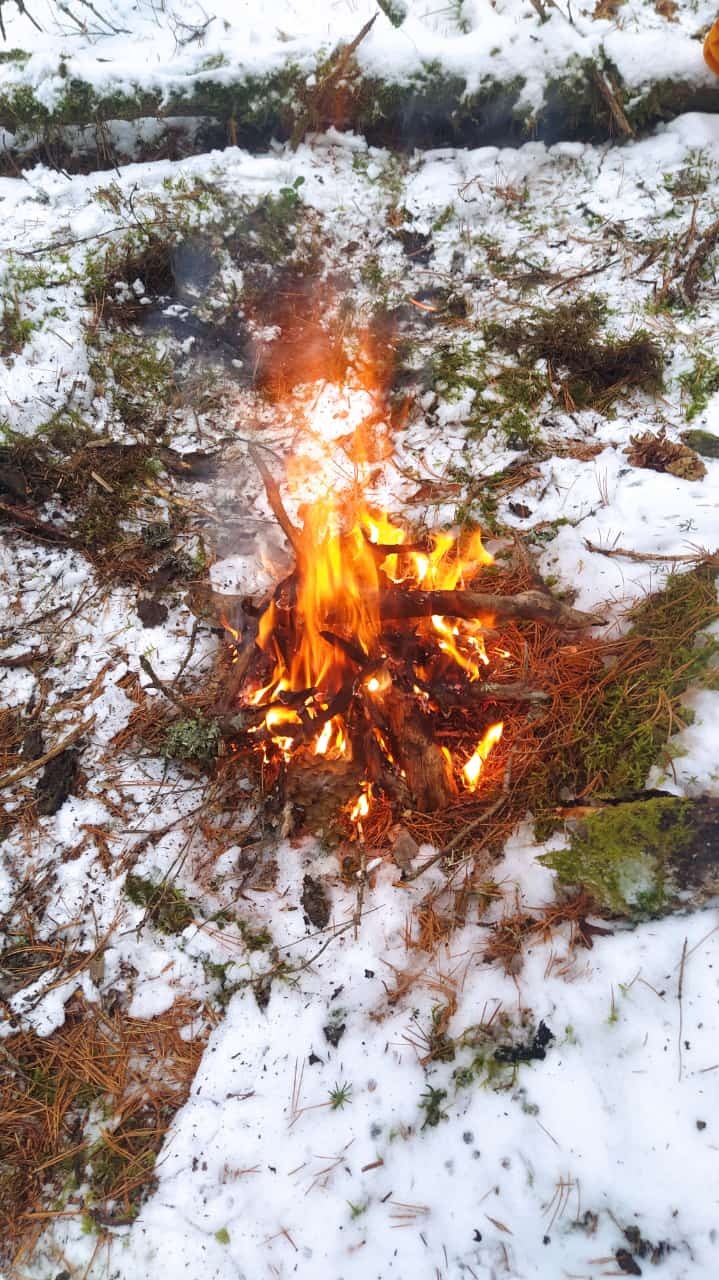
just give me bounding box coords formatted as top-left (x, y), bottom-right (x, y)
top-left (396, 563), bottom-right (719, 856)
top-left (0, 994), bottom-right (210, 1267)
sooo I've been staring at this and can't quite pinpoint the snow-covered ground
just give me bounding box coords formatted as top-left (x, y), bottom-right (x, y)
top-left (2, 14), bottom-right (719, 1277)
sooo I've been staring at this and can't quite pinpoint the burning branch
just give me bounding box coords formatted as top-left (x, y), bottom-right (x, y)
top-left (249, 445), bottom-right (303, 559)
top-left (374, 588), bottom-right (605, 630)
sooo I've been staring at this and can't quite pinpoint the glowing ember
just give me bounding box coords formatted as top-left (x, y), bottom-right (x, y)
top-left (462, 723), bottom-right (504, 791)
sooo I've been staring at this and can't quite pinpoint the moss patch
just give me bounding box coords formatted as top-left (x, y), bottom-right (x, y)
top-left (125, 874), bottom-right (196, 933)
top-left (543, 794), bottom-right (719, 919)
top-left (525, 567), bottom-right (719, 838)
top-left (681, 429), bottom-right (719, 459)
top-left (541, 796), bottom-right (694, 917)
top-left (579, 568), bottom-right (719, 796)
top-left (485, 294), bottom-right (663, 410)
top-left (679, 353), bottom-right (719, 422)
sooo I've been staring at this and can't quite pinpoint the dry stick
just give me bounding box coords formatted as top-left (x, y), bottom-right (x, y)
top-left (584, 538), bottom-right (719, 565)
top-left (216, 630), bottom-right (259, 716)
top-left (0, 499), bottom-right (77, 548)
top-left (592, 66), bottom-right (635, 138)
top-left (291, 12), bottom-right (378, 146)
top-left (374, 588), bottom-right (605, 630)
top-left (546, 256), bottom-right (619, 294)
top-left (248, 445), bottom-right (303, 558)
top-left (401, 793), bottom-right (507, 885)
top-left (435, 681), bottom-right (549, 705)
top-left (0, 718), bottom-right (94, 793)
top-left (681, 216), bottom-right (719, 304)
top-left (172, 617), bottom-right (200, 689)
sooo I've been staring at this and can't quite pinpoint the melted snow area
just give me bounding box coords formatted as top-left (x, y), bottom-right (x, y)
top-left (1, 20), bottom-right (719, 1279)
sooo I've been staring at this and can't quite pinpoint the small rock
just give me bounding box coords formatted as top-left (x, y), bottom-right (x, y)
top-left (391, 826), bottom-right (419, 870)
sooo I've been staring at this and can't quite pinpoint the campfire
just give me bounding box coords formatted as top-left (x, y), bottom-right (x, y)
top-left (220, 379), bottom-right (602, 842)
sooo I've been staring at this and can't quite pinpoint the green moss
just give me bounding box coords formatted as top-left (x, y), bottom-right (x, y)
top-left (0, 49), bottom-right (30, 65)
top-left (625, 77), bottom-right (719, 136)
top-left (125, 874), bottom-right (196, 933)
top-left (0, 293), bottom-right (36, 356)
top-left (663, 149), bottom-right (712, 199)
top-left (468, 363), bottom-right (546, 445)
top-left (226, 186), bottom-right (311, 268)
top-left (585, 569), bottom-right (718, 795)
top-left (679, 354), bottom-right (719, 421)
top-left (419, 1085), bottom-right (448, 1128)
top-left (215, 1228), bottom-right (230, 1245)
top-left (681, 428), bottom-right (719, 459)
top-left (431, 341), bottom-right (485, 402)
top-left (541, 796), bottom-right (694, 917)
top-left (529, 568), bottom-right (719, 836)
top-left (485, 294), bottom-right (663, 409)
top-left (89, 332), bottom-right (177, 433)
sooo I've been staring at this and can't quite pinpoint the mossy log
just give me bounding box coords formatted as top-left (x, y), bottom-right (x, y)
top-left (541, 796), bottom-right (719, 921)
top-left (1, 57), bottom-right (718, 159)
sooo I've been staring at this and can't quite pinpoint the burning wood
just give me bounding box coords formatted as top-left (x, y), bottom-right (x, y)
top-left (218, 445), bottom-right (604, 825)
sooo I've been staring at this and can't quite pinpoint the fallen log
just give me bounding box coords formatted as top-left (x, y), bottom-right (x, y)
top-left (541, 795), bottom-right (719, 921)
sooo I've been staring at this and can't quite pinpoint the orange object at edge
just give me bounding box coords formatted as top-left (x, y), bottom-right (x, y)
top-left (704, 18), bottom-right (719, 75)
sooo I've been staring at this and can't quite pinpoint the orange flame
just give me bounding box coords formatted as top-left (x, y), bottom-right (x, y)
top-left (349, 782), bottom-right (373, 826)
top-left (462, 723), bottom-right (504, 791)
top-left (247, 379), bottom-right (498, 775)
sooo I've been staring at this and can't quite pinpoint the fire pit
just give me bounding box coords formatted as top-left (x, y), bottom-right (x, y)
top-left (217, 400), bottom-right (603, 845)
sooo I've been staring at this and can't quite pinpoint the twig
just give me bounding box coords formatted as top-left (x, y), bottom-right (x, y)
top-left (172, 617), bottom-right (200, 689)
top-left (677, 936), bottom-right (688, 1083)
top-left (291, 12), bottom-right (378, 146)
top-left (401, 793), bottom-right (507, 885)
top-left (248, 445), bottom-right (303, 558)
top-left (546, 257), bottom-right (619, 294)
top-left (139, 655), bottom-right (196, 716)
top-left (0, 499), bottom-right (77, 548)
top-left (0, 719), bottom-right (94, 793)
top-left (682, 216), bottom-right (719, 304)
top-left (584, 539), bottom-right (719, 566)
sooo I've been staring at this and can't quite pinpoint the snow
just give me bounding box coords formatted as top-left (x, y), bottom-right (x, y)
top-left (2, 5), bottom-right (719, 1274)
top-left (1, 0), bottom-right (717, 128)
